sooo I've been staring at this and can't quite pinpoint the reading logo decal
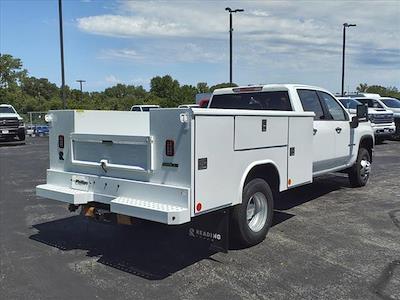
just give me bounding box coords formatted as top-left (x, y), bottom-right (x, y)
top-left (188, 228), bottom-right (221, 241)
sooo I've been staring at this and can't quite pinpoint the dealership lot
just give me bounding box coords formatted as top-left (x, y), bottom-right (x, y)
top-left (0, 137), bottom-right (399, 299)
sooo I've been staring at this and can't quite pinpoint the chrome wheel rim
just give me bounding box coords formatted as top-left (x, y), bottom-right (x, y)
top-left (360, 158), bottom-right (371, 180)
top-left (246, 192), bottom-right (268, 232)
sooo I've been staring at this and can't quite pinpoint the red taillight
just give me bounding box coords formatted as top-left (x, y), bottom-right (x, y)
top-left (58, 135), bottom-right (64, 148)
top-left (199, 99), bottom-right (209, 108)
top-left (165, 140), bottom-right (174, 156)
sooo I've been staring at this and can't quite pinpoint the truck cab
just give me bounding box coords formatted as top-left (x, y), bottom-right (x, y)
top-left (37, 84), bottom-right (373, 248)
top-left (0, 104), bottom-right (25, 141)
top-left (352, 97), bottom-right (395, 143)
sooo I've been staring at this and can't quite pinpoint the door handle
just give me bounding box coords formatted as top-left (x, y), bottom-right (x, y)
top-left (335, 127), bottom-right (342, 133)
top-left (313, 129), bottom-right (318, 135)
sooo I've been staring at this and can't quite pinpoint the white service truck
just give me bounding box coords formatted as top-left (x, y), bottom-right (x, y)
top-left (37, 84), bottom-right (374, 248)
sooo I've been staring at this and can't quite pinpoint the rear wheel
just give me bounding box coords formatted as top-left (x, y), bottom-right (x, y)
top-left (231, 178), bottom-right (274, 247)
top-left (348, 148), bottom-right (371, 187)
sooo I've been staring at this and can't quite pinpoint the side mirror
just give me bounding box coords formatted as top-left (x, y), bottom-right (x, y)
top-left (356, 104), bottom-right (368, 120)
top-left (350, 116), bottom-right (359, 128)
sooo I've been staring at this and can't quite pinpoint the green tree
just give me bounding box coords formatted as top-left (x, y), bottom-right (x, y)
top-left (21, 76), bottom-right (59, 100)
top-left (356, 83), bottom-right (400, 98)
top-left (196, 82), bottom-right (210, 93)
top-left (356, 83), bottom-right (368, 92)
top-left (0, 53), bottom-right (27, 89)
top-left (210, 82), bottom-right (238, 91)
top-left (150, 75), bottom-right (180, 105)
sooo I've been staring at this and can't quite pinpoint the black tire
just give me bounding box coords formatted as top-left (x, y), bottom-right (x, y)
top-left (18, 131), bottom-right (25, 141)
top-left (231, 178), bottom-right (274, 247)
top-left (348, 148), bottom-right (371, 187)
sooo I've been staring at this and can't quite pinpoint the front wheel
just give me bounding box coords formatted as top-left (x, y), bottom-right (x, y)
top-left (18, 131), bottom-right (25, 141)
top-left (231, 178), bottom-right (274, 247)
top-left (348, 148), bottom-right (371, 187)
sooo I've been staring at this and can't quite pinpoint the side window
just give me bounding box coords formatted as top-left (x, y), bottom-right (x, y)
top-left (297, 90), bottom-right (325, 120)
top-left (317, 92), bottom-right (347, 121)
top-left (132, 107), bottom-right (141, 111)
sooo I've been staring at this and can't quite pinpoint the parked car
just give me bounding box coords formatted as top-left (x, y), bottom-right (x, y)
top-left (178, 104), bottom-right (200, 109)
top-left (0, 104), bottom-right (25, 141)
top-left (130, 105), bottom-right (160, 112)
top-left (351, 97), bottom-right (395, 143)
top-left (26, 125), bottom-right (35, 136)
top-left (37, 84), bottom-right (373, 249)
top-left (35, 125), bottom-right (49, 136)
top-left (379, 97), bottom-right (400, 138)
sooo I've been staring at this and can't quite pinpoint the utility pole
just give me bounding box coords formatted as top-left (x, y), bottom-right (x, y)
top-left (76, 79), bottom-right (86, 101)
top-left (225, 7), bottom-right (244, 85)
top-left (341, 23), bottom-right (356, 96)
top-left (58, 0), bottom-right (66, 108)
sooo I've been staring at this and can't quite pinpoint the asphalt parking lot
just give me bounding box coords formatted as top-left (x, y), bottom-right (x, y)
top-left (0, 137), bottom-right (399, 300)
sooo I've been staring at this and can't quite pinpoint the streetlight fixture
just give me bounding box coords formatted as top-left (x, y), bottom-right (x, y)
top-left (58, 0), bottom-right (66, 108)
top-left (76, 79), bottom-right (86, 101)
top-left (225, 7), bottom-right (244, 85)
top-left (341, 23), bottom-right (356, 96)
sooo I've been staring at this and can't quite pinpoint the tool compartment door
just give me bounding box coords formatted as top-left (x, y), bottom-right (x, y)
top-left (194, 116), bottom-right (235, 214)
top-left (234, 116), bottom-right (288, 150)
top-left (287, 116), bottom-right (313, 188)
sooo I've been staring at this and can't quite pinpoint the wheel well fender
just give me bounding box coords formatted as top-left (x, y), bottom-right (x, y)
top-left (238, 160), bottom-right (281, 204)
top-left (359, 135), bottom-right (374, 162)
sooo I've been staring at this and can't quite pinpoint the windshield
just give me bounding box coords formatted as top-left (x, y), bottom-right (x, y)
top-left (356, 98), bottom-right (384, 109)
top-left (210, 91), bottom-right (292, 111)
top-left (381, 99), bottom-right (400, 108)
top-left (0, 106), bottom-right (16, 114)
top-left (339, 98), bottom-right (362, 109)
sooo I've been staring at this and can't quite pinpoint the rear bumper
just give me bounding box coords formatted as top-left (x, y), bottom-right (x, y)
top-left (36, 169), bottom-right (191, 225)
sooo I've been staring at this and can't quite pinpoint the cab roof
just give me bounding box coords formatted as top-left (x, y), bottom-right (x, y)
top-left (212, 84), bottom-right (332, 95)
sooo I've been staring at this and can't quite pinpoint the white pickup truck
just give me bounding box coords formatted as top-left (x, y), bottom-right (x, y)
top-left (37, 84), bottom-right (374, 248)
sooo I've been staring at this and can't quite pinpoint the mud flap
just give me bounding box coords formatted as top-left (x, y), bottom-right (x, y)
top-left (188, 208), bottom-right (230, 253)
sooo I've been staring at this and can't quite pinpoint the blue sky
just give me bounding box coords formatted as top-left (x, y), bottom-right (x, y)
top-left (1, 0), bottom-right (399, 93)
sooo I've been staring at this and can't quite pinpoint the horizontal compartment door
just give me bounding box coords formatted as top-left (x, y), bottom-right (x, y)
top-left (70, 133), bottom-right (153, 172)
top-left (234, 116), bottom-right (288, 150)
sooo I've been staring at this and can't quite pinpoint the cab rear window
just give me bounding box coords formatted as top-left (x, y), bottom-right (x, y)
top-left (209, 91), bottom-right (292, 111)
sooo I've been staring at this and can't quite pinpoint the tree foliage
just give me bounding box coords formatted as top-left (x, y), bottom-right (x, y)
top-left (3, 53), bottom-right (398, 119)
top-left (356, 83), bottom-right (400, 98)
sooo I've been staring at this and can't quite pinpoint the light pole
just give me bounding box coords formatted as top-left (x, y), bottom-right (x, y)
top-left (341, 23), bottom-right (356, 96)
top-left (58, 0), bottom-right (66, 108)
top-left (76, 79), bottom-right (86, 101)
top-left (225, 7), bottom-right (244, 85)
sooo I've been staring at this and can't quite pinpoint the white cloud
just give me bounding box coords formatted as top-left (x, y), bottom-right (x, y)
top-left (105, 74), bottom-right (121, 84)
top-left (76, 0), bottom-right (400, 91)
top-left (99, 48), bottom-right (141, 60)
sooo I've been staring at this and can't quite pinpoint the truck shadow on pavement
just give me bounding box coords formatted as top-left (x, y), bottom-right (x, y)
top-left (29, 174), bottom-right (350, 280)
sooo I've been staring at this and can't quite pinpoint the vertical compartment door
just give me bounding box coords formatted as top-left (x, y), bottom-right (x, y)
top-left (287, 117), bottom-right (313, 188)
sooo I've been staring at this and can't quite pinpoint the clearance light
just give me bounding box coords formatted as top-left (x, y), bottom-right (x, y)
top-left (196, 202), bottom-right (202, 212)
top-left (165, 140), bottom-right (175, 156)
top-left (58, 135), bottom-right (64, 148)
top-left (232, 86), bottom-right (263, 93)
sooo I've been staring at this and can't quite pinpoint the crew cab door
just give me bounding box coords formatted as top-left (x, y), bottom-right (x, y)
top-left (297, 90), bottom-right (336, 173)
top-left (316, 91), bottom-right (352, 167)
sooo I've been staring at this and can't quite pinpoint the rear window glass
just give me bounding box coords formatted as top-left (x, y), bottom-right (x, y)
top-left (209, 91), bottom-right (292, 111)
top-left (356, 98), bottom-right (383, 109)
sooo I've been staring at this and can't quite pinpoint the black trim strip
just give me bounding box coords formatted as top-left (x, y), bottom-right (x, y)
top-left (234, 144), bottom-right (287, 152)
